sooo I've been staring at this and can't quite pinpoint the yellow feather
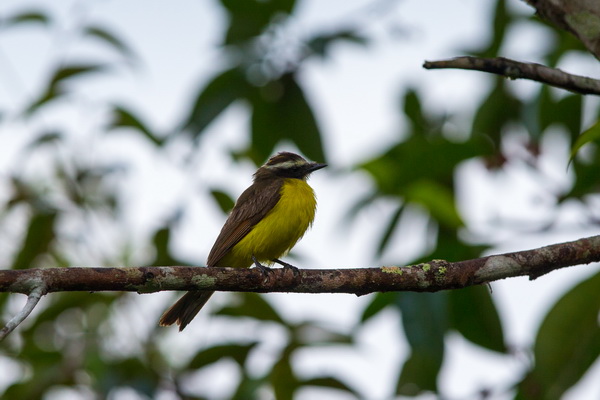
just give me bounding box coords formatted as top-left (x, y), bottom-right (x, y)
top-left (218, 178), bottom-right (317, 268)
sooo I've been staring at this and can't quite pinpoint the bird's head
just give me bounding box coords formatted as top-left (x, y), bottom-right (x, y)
top-left (254, 152), bottom-right (327, 181)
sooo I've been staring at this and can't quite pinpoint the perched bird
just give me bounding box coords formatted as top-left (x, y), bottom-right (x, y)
top-left (159, 151), bottom-right (326, 331)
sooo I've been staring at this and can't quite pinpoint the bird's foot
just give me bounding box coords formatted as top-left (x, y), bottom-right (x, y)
top-left (252, 256), bottom-right (274, 280)
top-left (273, 258), bottom-right (300, 277)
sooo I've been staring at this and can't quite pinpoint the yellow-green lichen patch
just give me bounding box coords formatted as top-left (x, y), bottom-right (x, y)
top-left (381, 266), bottom-right (403, 275)
top-left (191, 274), bottom-right (217, 289)
top-left (421, 263), bottom-right (431, 272)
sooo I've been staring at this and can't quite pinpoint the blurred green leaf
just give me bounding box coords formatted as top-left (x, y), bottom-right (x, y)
top-left (555, 94), bottom-right (582, 142)
top-left (362, 91), bottom-right (485, 196)
top-left (12, 211), bottom-right (57, 269)
top-left (561, 148), bottom-right (600, 200)
top-left (376, 204), bottom-right (404, 257)
top-left (96, 358), bottom-right (159, 398)
top-left (395, 292), bottom-right (448, 395)
top-left (291, 322), bottom-right (353, 346)
top-left (250, 73), bottom-right (326, 163)
top-left (187, 342), bottom-right (259, 369)
top-left (84, 25), bottom-right (136, 61)
top-left (361, 292), bottom-right (396, 323)
top-left (0, 10), bottom-right (51, 28)
top-left (210, 189), bottom-right (236, 213)
top-left (570, 119), bottom-right (600, 162)
top-left (468, 0), bottom-right (509, 58)
top-left (302, 376), bottom-right (360, 398)
top-left (109, 105), bottom-right (164, 146)
top-left (449, 285), bottom-right (506, 353)
top-left (271, 347), bottom-right (298, 400)
top-left (220, 0), bottom-right (296, 45)
top-left (518, 271), bottom-right (600, 400)
top-left (472, 77), bottom-right (521, 145)
top-left (26, 131), bottom-right (62, 149)
top-left (218, 293), bottom-right (285, 324)
top-left (182, 68), bottom-right (249, 139)
top-left (405, 180), bottom-right (464, 229)
top-left (231, 373), bottom-right (266, 400)
top-left (26, 64), bottom-right (106, 114)
top-left (306, 29), bottom-right (368, 59)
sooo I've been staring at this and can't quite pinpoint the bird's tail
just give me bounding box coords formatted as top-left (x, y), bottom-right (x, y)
top-left (159, 291), bottom-right (214, 331)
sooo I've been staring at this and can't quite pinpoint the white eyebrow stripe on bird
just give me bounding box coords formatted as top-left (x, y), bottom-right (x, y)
top-left (264, 160), bottom-right (306, 169)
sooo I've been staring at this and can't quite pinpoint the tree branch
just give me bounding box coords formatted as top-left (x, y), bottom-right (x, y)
top-left (0, 236), bottom-right (598, 297)
top-left (1, 235), bottom-right (598, 340)
top-left (0, 286), bottom-right (45, 341)
top-left (423, 56), bottom-right (600, 95)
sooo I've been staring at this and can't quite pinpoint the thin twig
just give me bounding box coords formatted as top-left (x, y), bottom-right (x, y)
top-left (423, 56), bottom-right (600, 95)
top-left (0, 286), bottom-right (46, 341)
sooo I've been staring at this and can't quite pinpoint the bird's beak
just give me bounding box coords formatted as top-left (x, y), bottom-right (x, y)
top-left (307, 162), bottom-right (327, 172)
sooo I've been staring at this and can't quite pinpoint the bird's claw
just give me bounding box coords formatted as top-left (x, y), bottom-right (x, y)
top-left (252, 256), bottom-right (274, 280)
top-left (273, 258), bottom-right (300, 277)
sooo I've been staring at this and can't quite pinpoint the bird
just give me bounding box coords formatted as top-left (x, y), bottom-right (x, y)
top-left (159, 151), bottom-right (327, 331)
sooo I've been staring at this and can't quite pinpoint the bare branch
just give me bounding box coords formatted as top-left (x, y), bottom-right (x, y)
top-left (423, 56), bottom-right (600, 95)
top-left (0, 236), bottom-right (597, 297)
top-left (0, 286), bottom-right (46, 341)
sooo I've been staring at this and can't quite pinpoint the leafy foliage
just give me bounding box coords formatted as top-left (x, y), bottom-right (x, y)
top-left (0, 1), bottom-right (599, 399)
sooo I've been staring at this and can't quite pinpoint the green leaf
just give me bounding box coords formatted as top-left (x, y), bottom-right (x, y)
top-left (395, 292), bottom-right (448, 395)
top-left (448, 285), bottom-right (507, 353)
top-left (397, 351), bottom-right (440, 396)
top-left (83, 25), bottom-right (136, 61)
top-left (570, 119), bottom-right (600, 162)
top-left (109, 106), bottom-right (164, 146)
top-left (555, 94), bottom-right (582, 142)
top-left (360, 292), bottom-right (396, 323)
top-left (0, 11), bottom-right (51, 28)
top-left (210, 189), bottom-right (235, 213)
top-left (250, 73), bottom-right (326, 163)
top-left (26, 64), bottom-right (106, 114)
top-left (26, 131), bottom-right (62, 149)
top-left (306, 30), bottom-right (368, 59)
top-left (468, 0), bottom-right (509, 58)
top-left (291, 322), bottom-right (353, 346)
top-left (182, 68), bottom-right (249, 139)
top-left (302, 376), bottom-right (359, 397)
top-left (217, 293), bottom-right (285, 324)
top-left (471, 77), bottom-right (521, 145)
top-left (187, 342), bottom-right (259, 369)
top-left (404, 180), bottom-right (464, 229)
top-left (376, 204), bottom-right (404, 257)
top-left (96, 358), bottom-right (159, 398)
top-left (12, 211), bottom-right (57, 269)
top-left (518, 271), bottom-right (600, 400)
top-left (219, 0), bottom-right (297, 45)
top-left (271, 347), bottom-right (298, 400)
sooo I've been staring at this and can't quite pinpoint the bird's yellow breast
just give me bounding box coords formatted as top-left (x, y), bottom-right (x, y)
top-left (221, 178), bottom-right (317, 268)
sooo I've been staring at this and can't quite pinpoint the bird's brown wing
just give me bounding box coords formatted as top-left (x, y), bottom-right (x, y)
top-left (207, 179), bottom-right (282, 267)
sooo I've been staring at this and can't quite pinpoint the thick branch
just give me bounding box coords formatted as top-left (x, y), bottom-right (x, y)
top-left (423, 56), bottom-right (600, 95)
top-left (0, 236), bottom-right (599, 296)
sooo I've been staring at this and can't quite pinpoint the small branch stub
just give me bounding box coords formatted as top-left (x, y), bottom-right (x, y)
top-left (0, 286), bottom-right (46, 341)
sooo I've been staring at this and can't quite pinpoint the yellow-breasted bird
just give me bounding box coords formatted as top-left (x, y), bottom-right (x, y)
top-left (159, 152), bottom-right (326, 331)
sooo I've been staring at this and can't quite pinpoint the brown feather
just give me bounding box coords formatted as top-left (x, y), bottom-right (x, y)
top-left (207, 179), bottom-right (283, 267)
